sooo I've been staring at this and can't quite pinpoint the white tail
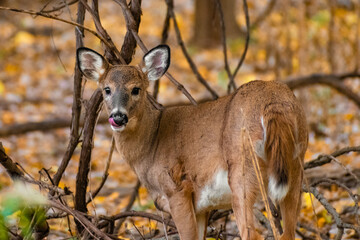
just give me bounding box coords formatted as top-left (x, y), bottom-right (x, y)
top-left (77, 45), bottom-right (308, 240)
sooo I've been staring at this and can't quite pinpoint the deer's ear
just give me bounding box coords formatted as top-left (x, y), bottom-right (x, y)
top-left (142, 45), bottom-right (170, 81)
top-left (77, 48), bottom-right (109, 81)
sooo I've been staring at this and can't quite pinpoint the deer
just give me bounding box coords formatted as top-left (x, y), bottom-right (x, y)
top-left (77, 45), bottom-right (308, 240)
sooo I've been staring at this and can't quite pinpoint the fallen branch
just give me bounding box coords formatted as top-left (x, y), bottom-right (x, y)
top-left (98, 211), bottom-right (176, 229)
top-left (304, 145), bottom-right (360, 170)
top-left (49, 199), bottom-right (112, 240)
top-left (113, 179), bottom-right (141, 234)
top-left (0, 116), bottom-right (108, 137)
top-left (303, 186), bottom-right (360, 238)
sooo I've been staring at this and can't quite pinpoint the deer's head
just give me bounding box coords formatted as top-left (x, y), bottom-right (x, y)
top-left (77, 45), bottom-right (170, 132)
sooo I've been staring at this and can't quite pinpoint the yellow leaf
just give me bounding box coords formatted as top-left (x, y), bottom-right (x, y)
top-left (0, 81), bottom-right (5, 95)
top-left (345, 13), bottom-right (357, 25)
top-left (14, 31), bottom-right (35, 45)
top-left (58, 182), bottom-right (66, 190)
top-left (303, 192), bottom-right (313, 209)
top-left (344, 113), bottom-right (354, 121)
top-left (3, 146), bottom-right (11, 155)
top-left (94, 196), bottom-right (106, 204)
top-left (257, 49), bottom-right (266, 61)
top-left (5, 64), bottom-right (19, 75)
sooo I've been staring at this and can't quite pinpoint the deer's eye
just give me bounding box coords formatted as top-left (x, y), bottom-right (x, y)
top-left (131, 87), bottom-right (140, 96)
top-left (104, 87), bottom-right (111, 95)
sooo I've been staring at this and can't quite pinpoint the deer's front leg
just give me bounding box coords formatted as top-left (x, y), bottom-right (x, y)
top-left (168, 190), bottom-right (198, 240)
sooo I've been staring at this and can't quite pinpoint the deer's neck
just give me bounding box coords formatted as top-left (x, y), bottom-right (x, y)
top-left (113, 99), bottom-right (161, 168)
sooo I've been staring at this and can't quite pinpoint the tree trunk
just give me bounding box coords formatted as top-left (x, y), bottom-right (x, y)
top-left (192, 0), bottom-right (241, 48)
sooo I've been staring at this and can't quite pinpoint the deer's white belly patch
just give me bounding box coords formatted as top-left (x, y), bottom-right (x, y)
top-left (196, 170), bottom-right (232, 212)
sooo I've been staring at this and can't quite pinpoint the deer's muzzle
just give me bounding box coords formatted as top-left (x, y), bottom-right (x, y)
top-left (109, 112), bottom-right (128, 130)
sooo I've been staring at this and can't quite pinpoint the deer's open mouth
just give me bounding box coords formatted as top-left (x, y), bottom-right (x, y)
top-left (108, 117), bottom-right (126, 131)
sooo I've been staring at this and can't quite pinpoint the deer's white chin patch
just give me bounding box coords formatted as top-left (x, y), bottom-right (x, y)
top-left (110, 125), bottom-right (126, 132)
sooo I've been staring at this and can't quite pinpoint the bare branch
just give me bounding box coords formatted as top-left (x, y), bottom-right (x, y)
top-left (79, 0), bottom-right (125, 64)
top-left (164, 0), bottom-right (219, 100)
top-left (53, 0), bottom-right (86, 187)
top-left (119, 0), bottom-right (142, 64)
top-left (0, 142), bottom-right (25, 179)
top-left (75, 89), bottom-right (103, 232)
top-left (303, 186), bottom-right (360, 236)
top-left (250, 0), bottom-right (276, 30)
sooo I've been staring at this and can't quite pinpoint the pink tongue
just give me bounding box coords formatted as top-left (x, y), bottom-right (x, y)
top-left (109, 118), bottom-right (120, 127)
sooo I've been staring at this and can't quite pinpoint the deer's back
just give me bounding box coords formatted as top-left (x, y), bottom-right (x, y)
top-left (152, 80), bottom-right (307, 193)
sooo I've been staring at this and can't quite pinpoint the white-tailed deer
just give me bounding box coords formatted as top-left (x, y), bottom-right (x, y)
top-left (77, 45), bottom-right (308, 240)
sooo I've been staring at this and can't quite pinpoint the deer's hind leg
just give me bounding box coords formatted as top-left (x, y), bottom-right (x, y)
top-left (196, 212), bottom-right (209, 240)
top-left (279, 166), bottom-right (303, 240)
top-left (228, 156), bottom-right (263, 240)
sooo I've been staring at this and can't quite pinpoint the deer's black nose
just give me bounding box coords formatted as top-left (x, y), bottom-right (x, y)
top-left (110, 112), bottom-right (128, 126)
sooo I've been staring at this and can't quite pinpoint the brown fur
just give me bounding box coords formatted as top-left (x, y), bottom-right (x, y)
top-left (77, 48), bottom-right (308, 240)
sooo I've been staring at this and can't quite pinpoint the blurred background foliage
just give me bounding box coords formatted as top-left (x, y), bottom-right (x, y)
top-left (0, 0), bottom-right (359, 239)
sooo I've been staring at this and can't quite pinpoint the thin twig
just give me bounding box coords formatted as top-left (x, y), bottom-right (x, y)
top-left (0, 6), bottom-right (114, 51)
top-left (40, 0), bottom-right (79, 13)
top-left (303, 186), bottom-right (360, 237)
top-left (153, 0), bottom-right (173, 99)
top-left (86, 137), bottom-right (115, 205)
top-left (232, 0), bottom-right (250, 80)
top-left (250, 0), bottom-right (276, 30)
top-left (213, 0), bottom-right (236, 94)
top-left (114, 0), bottom-right (198, 105)
top-left (164, 0), bottom-right (219, 99)
top-left (114, 180), bottom-right (141, 234)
